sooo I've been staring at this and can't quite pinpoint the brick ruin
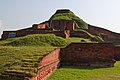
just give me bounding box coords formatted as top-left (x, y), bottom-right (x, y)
top-left (87, 24), bottom-right (120, 44)
top-left (1, 9), bottom-right (120, 80)
top-left (1, 9), bottom-right (120, 43)
top-left (115, 45), bottom-right (120, 60)
top-left (35, 43), bottom-right (117, 80)
top-left (0, 43), bottom-right (117, 80)
top-left (35, 43), bottom-right (116, 80)
top-left (1, 20), bottom-right (120, 45)
top-left (0, 49), bottom-right (60, 80)
top-left (61, 43), bottom-right (115, 67)
top-left (1, 20), bottom-right (75, 40)
top-left (32, 49), bottom-right (60, 80)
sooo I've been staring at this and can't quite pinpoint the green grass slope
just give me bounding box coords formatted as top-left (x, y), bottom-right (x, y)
top-left (0, 46), bottom-right (55, 79)
top-left (49, 9), bottom-right (88, 29)
top-left (1, 34), bottom-right (67, 47)
top-left (0, 34), bottom-right (68, 79)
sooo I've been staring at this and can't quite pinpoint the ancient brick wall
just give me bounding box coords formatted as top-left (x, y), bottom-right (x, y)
top-left (88, 25), bottom-right (120, 38)
top-left (70, 31), bottom-right (91, 39)
top-left (50, 20), bottom-right (75, 30)
top-left (32, 24), bottom-right (46, 29)
top-left (115, 46), bottom-right (120, 60)
top-left (32, 48), bottom-right (60, 80)
top-left (1, 29), bottom-right (68, 40)
top-left (1, 31), bottom-right (17, 40)
top-left (61, 43), bottom-right (115, 67)
top-left (0, 49), bottom-right (60, 80)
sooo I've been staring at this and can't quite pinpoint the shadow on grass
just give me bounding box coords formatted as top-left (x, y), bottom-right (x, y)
top-left (60, 66), bottom-right (100, 70)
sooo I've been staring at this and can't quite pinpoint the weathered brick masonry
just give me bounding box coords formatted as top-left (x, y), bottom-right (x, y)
top-left (1, 30), bottom-right (68, 40)
top-left (1, 20), bottom-right (75, 40)
top-left (32, 48), bottom-right (60, 80)
top-left (32, 43), bottom-right (116, 80)
top-left (0, 43), bottom-right (116, 80)
top-left (115, 45), bottom-right (120, 60)
top-left (60, 43), bottom-right (115, 67)
top-left (0, 49), bottom-right (60, 80)
top-left (88, 25), bottom-right (120, 38)
top-left (87, 25), bottom-right (120, 43)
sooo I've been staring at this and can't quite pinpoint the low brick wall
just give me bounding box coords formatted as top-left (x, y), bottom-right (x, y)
top-left (1, 30), bottom-right (68, 40)
top-left (60, 43), bottom-right (115, 67)
top-left (115, 45), bottom-right (120, 60)
top-left (88, 25), bottom-right (120, 38)
top-left (32, 48), bottom-right (60, 80)
top-left (70, 31), bottom-right (91, 39)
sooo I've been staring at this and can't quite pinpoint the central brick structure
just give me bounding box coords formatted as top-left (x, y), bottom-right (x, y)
top-left (60, 43), bottom-right (115, 67)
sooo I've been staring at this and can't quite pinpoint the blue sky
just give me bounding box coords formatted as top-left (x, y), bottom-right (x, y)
top-left (0, 0), bottom-right (120, 36)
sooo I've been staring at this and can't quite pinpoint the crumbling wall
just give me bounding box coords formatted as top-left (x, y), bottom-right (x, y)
top-left (50, 20), bottom-right (75, 30)
top-left (32, 24), bottom-right (46, 29)
top-left (115, 46), bottom-right (120, 60)
top-left (32, 48), bottom-right (60, 80)
top-left (70, 31), bottom-right (91, 39)
top-left (0, 43), bottom-right (117, 80)
top-left (1, 30), bottom-right (68, 40)
top-left (61, 43), bottom-right (115, 67)
top-left (88, 25), bottom-right (120, 38)
top-left (0, 49), bottom-right (60, 80)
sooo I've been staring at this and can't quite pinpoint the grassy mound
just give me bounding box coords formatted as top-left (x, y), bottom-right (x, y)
top-left (49, 9), bottom-right (88, 29)
top-left (0, 46), bottom-right (55, 79)
top-left (3, 34), bottom-right (67, 47)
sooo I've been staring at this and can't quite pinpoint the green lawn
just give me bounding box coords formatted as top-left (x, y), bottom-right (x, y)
top-left (48, 61), bottom-right (120, 80)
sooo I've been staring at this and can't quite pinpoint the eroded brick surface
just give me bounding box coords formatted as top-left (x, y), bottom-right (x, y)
top-left (61, 43), bottom-right (115, 67)
top-left (32, 49), bottom-right (60, 80)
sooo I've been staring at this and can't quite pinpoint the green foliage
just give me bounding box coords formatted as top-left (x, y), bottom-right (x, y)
top-left (51, 14), bottom-right (72, 20)
top-left (49, 10), bottom-right (88, 29)
top-left (78, 29), bottom-right (95, 38)
top-left (48, 61), bottom-right (120, 80)
top-left (75, 29), bottom-right (104, 42)
top-left (94, 36), bottom-right (104, 42)
top-left (67, 37), bottom-right (91, 44)
top-left (1, 34), bottom-right (67, 47)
